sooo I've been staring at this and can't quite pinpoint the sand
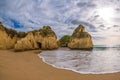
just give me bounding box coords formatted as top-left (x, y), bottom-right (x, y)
top-left (0, 50), bottom-right (120, 80)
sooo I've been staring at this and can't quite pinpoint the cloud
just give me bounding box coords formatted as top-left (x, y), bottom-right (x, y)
top-left (77, 1), bottom-right (96, 8)
top-left (0, 0), bottom-right (120, 46)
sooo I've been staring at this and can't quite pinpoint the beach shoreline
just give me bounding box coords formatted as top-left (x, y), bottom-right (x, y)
top-left (0, 50), bottom-right (120, 80)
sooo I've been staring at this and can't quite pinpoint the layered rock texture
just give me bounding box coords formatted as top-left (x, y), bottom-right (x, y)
top-left (34, 26), bottom-right (59, 50)
top-left (0, 21), bottom-right (93, 51)
top-left (0, 22), bottom-right (18, 49)
top-left (0, 22), bottom-right (58, 51)
top-left (68, 25), bottom-right (93, 50)
top-left (15, 26), bottom-right (58, 51)
top-left (14, 32), bottom-right (38, 51)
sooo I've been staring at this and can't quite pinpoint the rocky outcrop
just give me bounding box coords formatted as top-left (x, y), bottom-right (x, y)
top-left (15, 26), bottom-right (58, 51)
top-left (0, 21), bottom-right (58, 51)
top-left (34, 26), bottom-right (58, 50)
top-left (14, 32), bottom-right (38, 51)
top-left (59, 35), bottom-right (70, 47)
top-left (0, 21), bottom-right (93, 51)
top-left (68, 25), bottom-right (93, 50)
top-left (0, 22), bottom-right (17, 49)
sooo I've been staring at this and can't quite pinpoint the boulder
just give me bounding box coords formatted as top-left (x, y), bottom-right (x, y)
top-left (68, 25), bottom-right (93, 50)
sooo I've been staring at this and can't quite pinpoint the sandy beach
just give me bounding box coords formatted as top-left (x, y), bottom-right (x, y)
top-left (0, 50), bottom-right (120, 80)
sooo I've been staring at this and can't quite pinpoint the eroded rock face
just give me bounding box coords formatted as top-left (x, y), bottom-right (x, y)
top-left (0, 22), bottom-right (17, 49)
top-left (34, 26), bottom-right (58, 50)
top-left (14, 26), bottom-right (59, 51)
top-left (0, 21), bottom-right (59, 51)
top-left (0, 22), bottom-right (93, 51)
top-left (14, 32), bottom-right (38, 51)
top-left (68, 25), bottom-right (93, 50)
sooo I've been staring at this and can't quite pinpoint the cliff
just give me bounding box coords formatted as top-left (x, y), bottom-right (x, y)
top-left (68, 25), bottom-right (93, 50)
top-left (15, 26), bottom-right (58, 51)
top-left (14, 32), bottom-right (38, 51)
top-left (34, 26), bottom-right (58, 50)
top-left (0, 21), bottom-right (93, 51)
top-left (0, 22), bottom-right (17, 49)
top-left (0, 22), bottom-right (58, 51)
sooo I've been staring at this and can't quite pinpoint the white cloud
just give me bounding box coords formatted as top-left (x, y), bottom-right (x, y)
top-left (0, 0), bottom-right (120, 46)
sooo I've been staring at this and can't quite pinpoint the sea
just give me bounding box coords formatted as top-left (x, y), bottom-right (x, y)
top-left (38, 47), bottom-right (120, 74)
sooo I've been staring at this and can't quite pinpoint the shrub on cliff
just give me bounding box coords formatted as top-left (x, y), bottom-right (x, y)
top-left (39, 26), bottom-right (56, 37)
top-left (17, 32), bottom-right (27, 38)
top-left (59, 35), bottom-right (70, 47)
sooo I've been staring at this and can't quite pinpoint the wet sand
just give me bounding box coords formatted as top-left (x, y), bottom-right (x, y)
top-left (0, 50), bottom-right (120, 80)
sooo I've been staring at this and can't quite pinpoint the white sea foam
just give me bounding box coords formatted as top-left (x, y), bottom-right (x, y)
top-left (38, 48), bottom-right (120, 74)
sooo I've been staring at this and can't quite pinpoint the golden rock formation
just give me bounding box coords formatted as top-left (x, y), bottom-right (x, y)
top-left (68, 25), bottom-right (93, 50)
top-left (34, 26), bottom-right (59, 50)
top-left (0, 22), bottom-right (17, 49)
top-left (14, 32), bottom-right (39, 51)
top-left (0, 21), bottom-right (93, 51)
top-left (15, 26), bottom-right (58, 51)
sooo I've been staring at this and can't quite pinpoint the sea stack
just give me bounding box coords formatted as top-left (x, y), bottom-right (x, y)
top-left (68, 25), bottom-right (93, 50)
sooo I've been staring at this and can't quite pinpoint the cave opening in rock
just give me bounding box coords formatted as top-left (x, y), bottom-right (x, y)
top-left (37, 42), bottom-right (42, 49)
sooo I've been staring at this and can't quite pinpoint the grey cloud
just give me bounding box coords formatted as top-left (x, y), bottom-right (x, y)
top-left (113, 25), bottom-right (120, 27)
top-left (116, 8), bottom-right (120, 11)
top-left (0, 0), bottom-right (120, 40)
top-left (92, 36), bottom-right (105, 40)
top-left (77, 2), bottom-right (96, 8)
top-left (71, 20), bottom-right (96, 32)
top-left (98, 25), bottom-right (105, 28)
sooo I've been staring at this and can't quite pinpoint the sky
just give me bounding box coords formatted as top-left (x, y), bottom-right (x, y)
top-left (0, 0), bottom-right (120, 46)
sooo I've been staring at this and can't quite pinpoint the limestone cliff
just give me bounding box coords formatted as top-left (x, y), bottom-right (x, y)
top-left (34, 26), bottom-right (58, 50)
top-left (68, 25), bottom-right (93, 50)
top-left (14, 32), bottom-right (38, 51)
top-left (0, 22), bottom-right (93, 51)
top-left (0, 22), bottom-right (17, 49)
top-left (15, 26), bottom-right (58, 51)
top-left (0, 21), bottom-right (58, 51)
